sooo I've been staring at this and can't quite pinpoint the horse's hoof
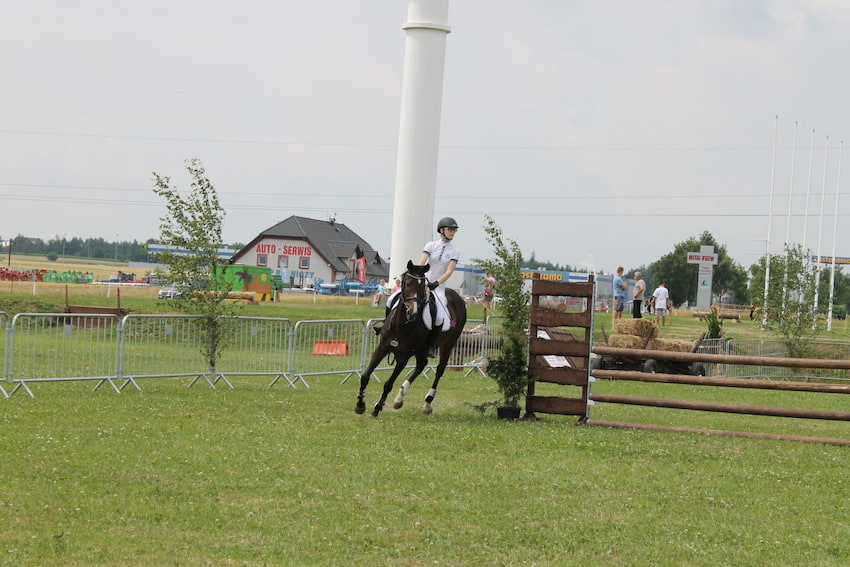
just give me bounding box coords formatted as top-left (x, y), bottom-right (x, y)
top-left (355, 401), bottom-right (366, 414)
top-left (370, 410), bottom-right (380, 418)
top-left (392, 400), bottom-right (404, 410)
top-left (422, 403), bottom-right (433, 415)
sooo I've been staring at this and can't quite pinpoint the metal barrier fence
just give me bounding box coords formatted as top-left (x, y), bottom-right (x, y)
top-left (3, 312), bottom-right (499, 398)
top-left (8, 313), bottom-right (122, 398)
top-left (119, 314), bottom-right (210, 389)
top-left (0, 312), bottom-right (8, 399)
top-left (289, 319), bottom-right (367, 384)
top-left (218, 316), bottom-right (297, 388)
top-left (725, 339), bottom-right (850, 382)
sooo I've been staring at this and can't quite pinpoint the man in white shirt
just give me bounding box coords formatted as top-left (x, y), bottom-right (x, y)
top-left (652, 281), bottom-right (670, 326)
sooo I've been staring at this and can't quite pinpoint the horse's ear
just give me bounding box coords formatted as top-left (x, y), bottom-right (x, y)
top-left (407, 260), bottom-right (416, 271)
top-left (423, 263), bottom-right (430, 273)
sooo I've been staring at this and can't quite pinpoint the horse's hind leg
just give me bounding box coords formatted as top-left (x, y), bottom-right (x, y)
top-left (392, 357), bottom-right (428, 410)
top-left (371, 356), bottom-right (410, 417)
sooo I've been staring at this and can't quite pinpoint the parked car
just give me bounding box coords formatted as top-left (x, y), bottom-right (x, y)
top-left (594, 301), bottom-right (609, 313)
top-left (158, 287), bottom-right (182, 299)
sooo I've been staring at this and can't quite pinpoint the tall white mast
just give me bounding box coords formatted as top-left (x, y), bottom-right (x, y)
top-left (781, 121), bottom-right (798, 314)
top-left (389, 0), bottom-right (451, 282)
top-left (827, 140), bottom-right (843, 331)
top-left (813, 135), bottom-right (830, 324)
top-left (801, 129), bottom-right (816, 252)
top-left (762, 116), bottom-right (778, 329)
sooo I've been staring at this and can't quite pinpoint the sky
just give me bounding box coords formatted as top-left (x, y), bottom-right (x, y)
top-left (2, 0), bottom-right (849, 274)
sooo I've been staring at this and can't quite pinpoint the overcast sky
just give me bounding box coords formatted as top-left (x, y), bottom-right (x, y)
top-left (2, 1), bottom-right (848, 273)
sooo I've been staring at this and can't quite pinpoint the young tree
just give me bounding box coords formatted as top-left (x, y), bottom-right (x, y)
top-left (748, 244), bottom-right (819, 358)
top-left (474, 216), bottom-right (530, 409)
top-left (152, 159), bottom-right (233, 376)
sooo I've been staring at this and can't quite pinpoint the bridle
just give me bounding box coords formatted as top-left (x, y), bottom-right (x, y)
top-left (400, 270), bottom-right (428, 322)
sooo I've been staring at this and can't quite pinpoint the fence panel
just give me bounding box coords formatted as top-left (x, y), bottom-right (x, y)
top-left (291, 319), bottom-right (367, 383)
top-left (216, 316), bottom-right (299, 388)
top-left (725, 339), bottom-right (850, 382)
top-left (0, 312), bottom-right (8, 398)
top-left (119, 314), bottom-right (211, 388)
top-left (7, 313), bottom-right (121, 398)
top-left (696, 338), bottom-right (727, 377)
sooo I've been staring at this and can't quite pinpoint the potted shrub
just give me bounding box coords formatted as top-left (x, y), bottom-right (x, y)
top-left (474, 216), bottom-right (530, 419)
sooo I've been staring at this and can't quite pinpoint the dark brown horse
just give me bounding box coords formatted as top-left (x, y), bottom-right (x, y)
top-left (355, 260), bottom-right (467, 417)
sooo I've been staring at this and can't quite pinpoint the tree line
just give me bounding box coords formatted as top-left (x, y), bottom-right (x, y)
top-left (1, 235), bottom-right (244, 264)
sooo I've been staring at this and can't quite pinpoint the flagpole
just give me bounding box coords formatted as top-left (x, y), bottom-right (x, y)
top-left (813, 135), bottom-right (829, 325)
top-left (781, 121), bottom-right (798, 314)
top-left (762, 116), bottom-right (778, 329)
top-left (799, 128), bottom-right (816, 305)
top-left (827, 140), bottom-right (843, 331)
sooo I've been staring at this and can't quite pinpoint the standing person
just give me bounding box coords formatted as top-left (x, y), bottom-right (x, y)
top-left (392, 277), bottom-right (401, 294)
top-left (482, 272), bottom-right (497, 312)
top-left (631, 271), bottom-right (646, 319)
top-left (417, 217), bottom-right (461, 356)
top-left (612, 266), bottom-right (628, 320)
top-left (652, 281), bottom-right (670, 326)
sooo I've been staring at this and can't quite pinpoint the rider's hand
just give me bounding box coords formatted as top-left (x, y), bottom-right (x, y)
top-left (428, 281), bottom-right (439, 290)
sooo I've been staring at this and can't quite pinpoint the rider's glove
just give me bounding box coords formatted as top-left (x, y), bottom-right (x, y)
top-left (428, 281), bottom-right (440, 290)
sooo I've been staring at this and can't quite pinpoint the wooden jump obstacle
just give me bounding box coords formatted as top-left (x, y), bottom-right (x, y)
top-left (590, 345), bottom-right (850, 446)
top-left (524, 276), bottom-right (595, 420)
top-left (522, 279), bottom-right (850, 445)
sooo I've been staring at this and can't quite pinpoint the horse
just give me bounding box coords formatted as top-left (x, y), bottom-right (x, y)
top-left (355, 260), bottom-right (467, 417)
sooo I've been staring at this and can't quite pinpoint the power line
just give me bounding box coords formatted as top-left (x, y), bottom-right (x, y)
top-left (0, 182), bottom-right (839, 201)
top-left (1, 193), bottom-right (847, 218)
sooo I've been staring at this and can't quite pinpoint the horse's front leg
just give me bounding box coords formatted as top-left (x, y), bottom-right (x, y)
top-left (372, 355), bottom-right (411, 417)
top-left (356, 345), bottom-right (390, 414)
top-left (392, 355), bottom-right (429, 410)
top-left (422, 348), bottom-right (451, 415)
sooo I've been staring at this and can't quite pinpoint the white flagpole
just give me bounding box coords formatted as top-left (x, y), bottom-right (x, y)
top-left (762, 116), bottom-right (778, 329)
top-left (813, 135), bottom-right (830, 325)
top-left (781, 121), bottom-right (798, 314)
top-left (827, 140), bottom-right (843, 332)
top-left (799, 128), bottom-right (816, 305)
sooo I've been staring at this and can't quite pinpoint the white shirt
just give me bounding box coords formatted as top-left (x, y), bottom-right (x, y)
top-left (633, 279), bottom-right (646, 300)
top-left (652, 286), bottom-right (669, 310)
top-left (422, 239), bottom-right (460, 283)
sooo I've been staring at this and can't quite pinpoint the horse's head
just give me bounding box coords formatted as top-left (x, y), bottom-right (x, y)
top-left (400, 260), bottom-right (429, 323)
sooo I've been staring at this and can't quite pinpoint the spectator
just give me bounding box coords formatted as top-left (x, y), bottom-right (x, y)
top-left (631, 271), bottom-right (646, 319)
top-left (482, 273), bottom-right (497, 312)
top-left (613, 266), bottom-right (628, 320)
top-left (652, 281), bottom-right (670, 326)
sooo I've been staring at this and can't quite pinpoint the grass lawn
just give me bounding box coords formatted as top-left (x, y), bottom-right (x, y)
top-left (1, 375), bottom-right (849, 566)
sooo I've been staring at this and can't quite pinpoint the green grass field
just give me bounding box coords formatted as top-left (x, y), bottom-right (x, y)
top-left (3, 257), bottom-right (850, 564)
top-left (1, 376), bottom-right (849, 566)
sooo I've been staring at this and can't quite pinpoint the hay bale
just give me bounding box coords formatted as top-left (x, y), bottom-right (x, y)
top-left (649, 338), bottom-right (694, 352)
top-left (607, 334), bottom-right (646, 349)
top-left (613, 318), bottom-right (658, 339)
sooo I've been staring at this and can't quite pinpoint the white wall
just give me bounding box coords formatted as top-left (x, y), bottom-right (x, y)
top-left (237, 238), bottom-right (331, 285)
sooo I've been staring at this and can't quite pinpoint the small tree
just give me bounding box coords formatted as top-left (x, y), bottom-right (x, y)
top-left (152, 159), bottom-right (233, 373)
top-left (749, 244), bottom-right (819, 359)
top-left (474, 216), bottom-right (530, 408)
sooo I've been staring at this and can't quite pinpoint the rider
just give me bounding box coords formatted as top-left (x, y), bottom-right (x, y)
top-left (419, 217), bottom-right (460, 357)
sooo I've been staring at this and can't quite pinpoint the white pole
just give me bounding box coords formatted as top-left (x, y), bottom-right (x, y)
top-left (801, 129), bottom-right (816, 252)
top-left (781, 121), bottom-right (798, 314)
top-left (827, 140), bottom-right (843, 332)
top-left (799, 128), bottom-right (816, 306)
top-left (762, 116), bottom-right (778, 329)
top-left (388, 0), bottom-right (451, 283)
top-left (813, 136), bottom-right (830, 325)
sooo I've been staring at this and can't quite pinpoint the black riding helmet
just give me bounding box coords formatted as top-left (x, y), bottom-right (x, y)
top-left (437, 217), bottom-right (459, 232)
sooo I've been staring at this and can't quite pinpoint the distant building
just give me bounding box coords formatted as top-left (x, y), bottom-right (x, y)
top-left (230, 216), bottom-right (389, 287)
